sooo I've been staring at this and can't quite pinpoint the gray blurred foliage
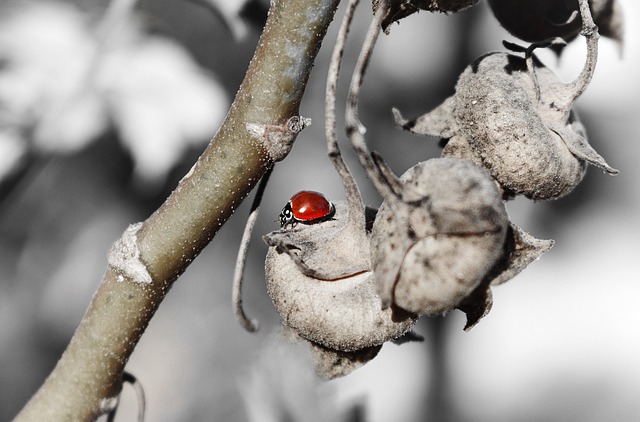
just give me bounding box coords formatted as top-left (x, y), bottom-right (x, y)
top-left (1, 0), bottom-right (639, 421)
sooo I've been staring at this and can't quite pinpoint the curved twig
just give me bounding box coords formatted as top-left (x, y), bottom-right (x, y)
top-left (345, 0), bottom-right (402, 202)
top-left (232, 167), bottom-right (273, 332)
top-left (326, 0), bottom-right (365, 222)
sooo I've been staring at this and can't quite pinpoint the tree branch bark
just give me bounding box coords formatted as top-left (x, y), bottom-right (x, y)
top-left (14, 0), bottom-right (341, 419)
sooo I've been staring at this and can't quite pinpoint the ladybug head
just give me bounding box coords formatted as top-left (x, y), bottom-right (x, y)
top-left (279, 202), bottom-right (294, 227)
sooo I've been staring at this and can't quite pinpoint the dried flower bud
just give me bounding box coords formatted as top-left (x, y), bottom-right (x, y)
top-left (371, 158), bottom-right (509, 317)
top-left (394, 20), bottom-right (618, 199)
top-left (264, 201), bottom-right (416, 353)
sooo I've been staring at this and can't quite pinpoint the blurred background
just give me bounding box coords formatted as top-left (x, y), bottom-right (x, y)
top-left (1, 0), bottom-right (638, 421)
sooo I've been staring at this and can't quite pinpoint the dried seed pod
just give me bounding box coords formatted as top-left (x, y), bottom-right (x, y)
top-left (394, 1), bottom-right (618, 200)
top-left (264, 201), bottom-right (416, 353)
top-left (371, 158), bottom-right (509, 317)
top-left (488, 0), bottom-right (623, 49)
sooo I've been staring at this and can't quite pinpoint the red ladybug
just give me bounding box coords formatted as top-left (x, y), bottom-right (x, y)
top-left (279, 191), bottom-right (335, 227)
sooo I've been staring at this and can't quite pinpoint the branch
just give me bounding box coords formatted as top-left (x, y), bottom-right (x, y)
top-left (14, 0), bottom-right (340, 419)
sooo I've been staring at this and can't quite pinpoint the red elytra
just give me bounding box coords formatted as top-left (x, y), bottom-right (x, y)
top-left (279, 191), bottom-right (335, 227)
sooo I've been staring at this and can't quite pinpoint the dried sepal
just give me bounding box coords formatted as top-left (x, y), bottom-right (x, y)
top-left (309, 341), bottom-right (382, 380)
top-left (488, 0), bottom-right (624, 51)
top-left (371, 158), bottom-right (509, 317)
top-left (456, 280), bottom-right (493, 331)
top-left (490, 223), bottom-right (554, 286)
top-left (394, 0), bottom-right (617, 200)
top-left (457, 223), bottom-right (554, 330)
top-left (373, 0), bottom-right (479, 33)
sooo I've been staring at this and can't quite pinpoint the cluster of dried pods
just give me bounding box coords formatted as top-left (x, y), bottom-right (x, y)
top-left (234, 0), bottom-right (620, 378)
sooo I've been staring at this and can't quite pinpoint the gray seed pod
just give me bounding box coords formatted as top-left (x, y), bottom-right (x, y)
top-left (453, 52), bottom-right (591, 199)
top-left (393, 8), bottom-right (618, 200)
top-left (264, 201), bottom-right (416, 353)
top-left (371, 158), bottom-right (509, 316)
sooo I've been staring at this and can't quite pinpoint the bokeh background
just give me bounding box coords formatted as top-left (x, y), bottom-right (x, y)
top-left (1, 0), bottom-right (638, 421)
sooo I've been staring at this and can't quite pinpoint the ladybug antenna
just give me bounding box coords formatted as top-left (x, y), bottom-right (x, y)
top-left (232, 166), bottom-right (273, 332)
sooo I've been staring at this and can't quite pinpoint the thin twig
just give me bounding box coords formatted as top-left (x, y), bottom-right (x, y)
top-left (325, 0), bottom-right (367, 228)
top-left (104, 372), bottom-right (145, 422)
top-left (124, 372), bottom-right (146, 422)
top-left (345, 0), bottom-right (399, 202)
top-left (561, 0), bottom-right (599, 109)
top-left (232, 167), bottom-right (273, 332)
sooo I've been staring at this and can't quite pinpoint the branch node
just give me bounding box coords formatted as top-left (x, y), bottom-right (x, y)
top-left (286, 115), bottom-right (312, 133)
top-left (246, 115), bottom-right (311, 162)
top-left (108, 222), bottom-right (153, 285)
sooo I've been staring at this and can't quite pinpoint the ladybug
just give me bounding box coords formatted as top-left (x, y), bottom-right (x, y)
top-left (279, 191), bottom-right (335, 227)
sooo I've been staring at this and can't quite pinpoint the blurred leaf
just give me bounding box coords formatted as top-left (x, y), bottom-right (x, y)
top-left (0, 129), bottom-right (26, 181)
top-left (0, 1), bottom-right (103, 153)
top-left (102, 33), bottom-right (228, 183)
top-left (0, 0), bottom-right (228, 185)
